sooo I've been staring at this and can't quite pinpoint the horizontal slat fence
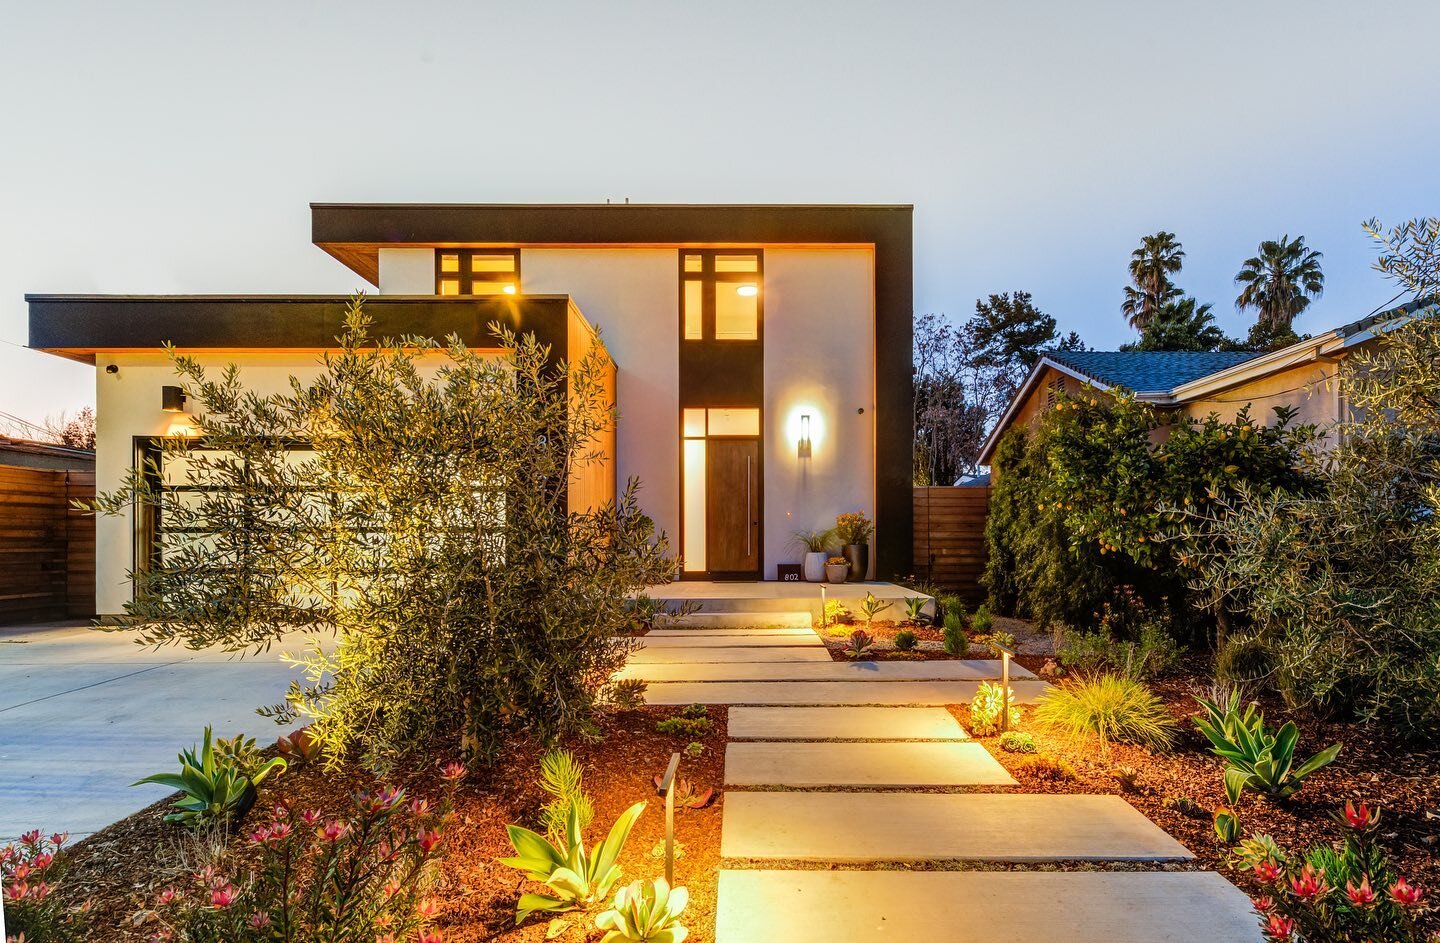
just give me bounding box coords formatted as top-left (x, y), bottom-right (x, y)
top-left (913, 486), bottom-right (990, 604)
top-left (0, 464), bottom-right (95, 623)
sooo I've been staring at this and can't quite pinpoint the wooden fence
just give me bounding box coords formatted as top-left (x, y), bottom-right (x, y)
top-left (912, 485), bottom-right (990, 603)
top-left (0, 465), bottom-right (95, 623)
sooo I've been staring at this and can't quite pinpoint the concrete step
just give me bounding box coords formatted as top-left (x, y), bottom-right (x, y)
top-left (721, 793), bottom-right (1193, 861)
top-left (626, 646), bottom-right (834, 665)
top-left (724, 741), bottom-right (1015, 787)
top-left (617, 659), bottom-right (1030, 683)
top-left (663, 612), bottom-right (813, 629)
top-left (727, 706), bottom-right (969, 741)
top-left (637, 635), bottom-right (823, 649)
top-left (646, 627), bottom-right (815, 637)
top-left (715, 871), bottom-right (1262, 943)
top-left (643, 678), bottom-right (1051, 706)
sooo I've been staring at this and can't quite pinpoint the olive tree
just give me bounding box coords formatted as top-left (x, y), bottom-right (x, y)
top-left (91, 298), bottom-right (676, 766)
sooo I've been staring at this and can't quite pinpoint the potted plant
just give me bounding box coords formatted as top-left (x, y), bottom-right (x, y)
top-left (824, 556), bottom-right (850, 583)
top-left (793, 528), bottom-right (835, 582)
top-left (835, 511), bottom-right (874, 582)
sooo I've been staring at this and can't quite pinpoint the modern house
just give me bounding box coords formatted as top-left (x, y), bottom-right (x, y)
top-left (976, 306), bottom-right (1414, 467)
top-left (27, 203), bottom-right (914, 616)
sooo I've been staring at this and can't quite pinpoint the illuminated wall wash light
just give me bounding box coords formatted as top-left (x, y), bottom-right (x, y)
top-left (786, 406), bottom-right (822, 459)
top-left (797, 413), bottom-right (812, 458)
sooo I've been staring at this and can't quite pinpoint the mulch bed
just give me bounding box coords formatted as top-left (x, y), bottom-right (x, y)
top-left (958, 659), bottom-right (1440, 933)
top-left (52, 706), bottom-right (727, 943)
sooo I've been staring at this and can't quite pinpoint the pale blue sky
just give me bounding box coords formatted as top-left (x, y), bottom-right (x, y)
top-left (1, 0), bottom-right (1436, 427)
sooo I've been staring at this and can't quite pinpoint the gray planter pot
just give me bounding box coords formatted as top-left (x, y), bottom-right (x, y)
top-left (824, 563), bottom-right (849, 583)
top-left (803, 551), bottom-right (829, 582)
top-left (842, 543), bottom-right (869, 582)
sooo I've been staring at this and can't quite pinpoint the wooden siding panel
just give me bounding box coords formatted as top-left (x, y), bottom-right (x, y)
top-left (912, 486), bottom-right (990, 604)
top-left (0, 464), bottom-right (95, 623)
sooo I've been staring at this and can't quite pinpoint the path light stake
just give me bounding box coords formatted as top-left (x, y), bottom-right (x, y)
top-left (819, 585), bottom-right (827, 629)
top-left (995, 643), bottom-right (1015, 733)
top-left (656, 751), bottom-right (682, 886)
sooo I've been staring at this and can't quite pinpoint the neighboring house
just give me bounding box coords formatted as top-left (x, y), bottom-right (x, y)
top-left (977, 306), bottom-right (1415, 468)
top-left (0, 435), bottom-right (95, 472)
top-left (27, 203), bottom-right (914, 615)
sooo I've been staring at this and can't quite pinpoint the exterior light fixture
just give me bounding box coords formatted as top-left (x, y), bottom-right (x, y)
top-left (736, 284), bottom-right (758, 297)
top-left (502, 284), bottom-right (517, 295)
top-left (797, 413), bottom-right (812, 458)
top-left (161, 385), bottom-right (187, 412)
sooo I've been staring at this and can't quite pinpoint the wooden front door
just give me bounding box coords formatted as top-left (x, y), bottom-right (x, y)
top-left (706, 438), bottom-right (760, 578)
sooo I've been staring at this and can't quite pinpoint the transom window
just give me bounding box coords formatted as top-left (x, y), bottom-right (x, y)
top-left (680, 250), bottom-right (761, 341)
top-left (435, 249), bottom-right (520, 296)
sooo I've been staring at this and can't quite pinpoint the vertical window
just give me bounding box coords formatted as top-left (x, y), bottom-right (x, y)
top-left (679, 250), bottom-right (761, 341)
top-left (435, 249), bottom-right (520, 296)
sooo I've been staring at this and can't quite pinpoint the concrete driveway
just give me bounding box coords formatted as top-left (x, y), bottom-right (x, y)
top-left (0, 621), bottom-right (316, 840)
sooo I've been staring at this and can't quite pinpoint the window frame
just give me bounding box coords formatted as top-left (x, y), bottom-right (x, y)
top-left (435, 249), bottom-right (521, 296)
top-left (678, 249), bottom-right (763, 343)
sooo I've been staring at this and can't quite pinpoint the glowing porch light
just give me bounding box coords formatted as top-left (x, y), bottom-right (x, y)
top-left (502, 284), bottom-right (517, 295)
top-left (798, 413), bottom-right (812, 459)
top-left (736, 284), bottom-right (758, 297)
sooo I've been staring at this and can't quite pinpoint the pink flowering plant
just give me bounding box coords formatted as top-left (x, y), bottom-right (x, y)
top-left (1234, 801), bottom-right (1431, 942)
top-left (134, 763), bottom-right (463, 943)
top-left (2, 830), bottom-right (90, 942)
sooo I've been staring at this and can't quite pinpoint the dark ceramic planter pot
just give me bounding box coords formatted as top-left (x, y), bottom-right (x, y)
top-left (842, 543), bottom-right (869, 582)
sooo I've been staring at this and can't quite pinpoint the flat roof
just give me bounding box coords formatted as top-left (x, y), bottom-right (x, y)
top-left (310, 202), bottom-right (913, 285)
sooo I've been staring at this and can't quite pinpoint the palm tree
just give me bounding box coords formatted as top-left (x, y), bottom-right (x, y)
top-left (1123, 231), bottom-right (1186, 330)
top-left (1234, 235), bottom-right (1324, 333)
top-left (1122, 297), bottom-right (1232, 352)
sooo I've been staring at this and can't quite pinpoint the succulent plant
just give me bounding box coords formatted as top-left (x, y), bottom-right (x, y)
top-left (595, 876), bottom-right (689, 943)
top-left (500, 800), bottom-right (646, 924)
top-left (844, 629), bottom-right (874, 659)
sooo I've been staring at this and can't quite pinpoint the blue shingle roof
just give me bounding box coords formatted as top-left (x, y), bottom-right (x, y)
top-left (1043, 350), bottom-right (1263, 393)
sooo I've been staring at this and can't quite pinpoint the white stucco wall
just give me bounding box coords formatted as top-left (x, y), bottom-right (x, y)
top-left (520, 248), bottom-right (682, 552)
top-left (762, 248), bottom-right (876, 576)
top-left (378, 247), bottom-right (434, 294)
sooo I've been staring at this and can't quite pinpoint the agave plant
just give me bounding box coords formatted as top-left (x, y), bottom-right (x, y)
top-left (134, 726), bottom-right (286, 828)
top-left (500, 799), bottom-right (646, 924)
top-left (858, 592), bottom-right (892, 626)
top-left (903, 596), bottom-right (929, 625)
top-left (1192, 692), bottom-right (1340, 804)
top-left (596, 877), bottom-right (689, 943)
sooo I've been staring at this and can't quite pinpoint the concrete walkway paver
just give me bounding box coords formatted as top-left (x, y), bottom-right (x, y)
top-left (722, 792), bottom-right (1194, 861)
top-left (637, 634), bottom-right (823, 649)
top-left (627, 646), bottom-right (834, 664)
top-left (619, 658), bottom-right (1030, 683)
top-left (716, 870), bottom-right (1262, 943)
top-left (645, 678), bottom-right (1050, 705)
top-left (728, 706), bottom-right (969, 740)
top-left (645, 627), bottom-right (817, 638)
top-left (725, 741), bottom-right (1016, 787)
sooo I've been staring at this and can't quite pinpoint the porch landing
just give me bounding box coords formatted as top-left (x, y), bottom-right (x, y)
top-left (646, 580), bottom-right (931, 616)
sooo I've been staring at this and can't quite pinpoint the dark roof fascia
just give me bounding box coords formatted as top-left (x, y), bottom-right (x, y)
top-left (26, 294), bottom-right (576, 364)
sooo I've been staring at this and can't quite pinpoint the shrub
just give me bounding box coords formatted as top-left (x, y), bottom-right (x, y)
top-left (998, 731), bottom-right (1036, 753)
top-left (608, 678), bottom-right (649, 711)
top-left (971, 604), bottom-right (993, 634)
top-left (139, 774), bottom-right (457, 942)
top-left (942, 611), bottom-right (966, 655)
top-left (1016, 755), bottom-right (1076, 781)
top-left (1058, 622), bottom-right (1179, 680)
top-left (538, 749), bottom-right (595, 843)
top-left (655, 716), bottom-right (713, 738)
top-left (844, 629), bottom-right (875, 659)
top-left (1033, 674), bottom-right (1177, 754)
top-left (501, 800), bottom-right (646, 924)
top-left (1192, 691), bottom-right (1340, 804)
top-left (595, 876), bottom-right (689, 943)
top-left (893, 629), bottom-right (918, 652)
top-left (134, 726), bottom-right (286, 829)
top-left (983, 390), bottom-right (1317, 633)
top-left (968, 681), bottom-right (1021, 736)
top-left (938, 595), bottom-right (964, 624)
top-left (1234, 800), bottom-right (1430, 943)
top-left (858, 592), bottom-right (891, 626)
top-left (1214, 634), bottom-right (1273, 686)
top-left (0, 830), bottom-right (88, 942)
top-left (88, 298), bottom-right (677, 767)
top-left (626, 595), bottom-right (665, 631)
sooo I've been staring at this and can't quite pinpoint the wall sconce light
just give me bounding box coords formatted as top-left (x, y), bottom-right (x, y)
top-left (161, 385), bottom-right (187, 412)
top-left (797, 413), bottom-right (812, 458)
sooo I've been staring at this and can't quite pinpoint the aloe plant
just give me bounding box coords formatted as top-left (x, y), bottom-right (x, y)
top-left (596, 877), bottom-right (689, 943)
top-left (1192, 691), bottom-right (1341, 804)
top-left (134, 726), bottom-right (286, 828)
top-left (500, 799), bottom-right (646, 924)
